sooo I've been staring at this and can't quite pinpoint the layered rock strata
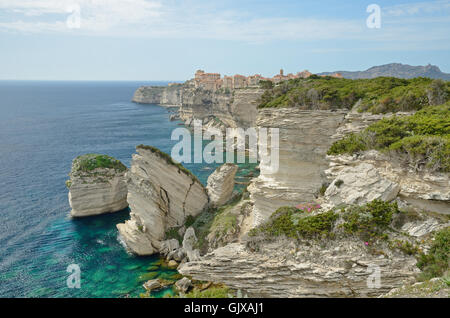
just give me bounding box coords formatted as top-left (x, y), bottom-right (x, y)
top-left (117, 145), bottom-right (208, 255)
top-left (67, 154), bottom-right (128, 217)
top-left (247, 109), bottom-right (347, 226)
top-left (325, 151), bottom-right (450, 214)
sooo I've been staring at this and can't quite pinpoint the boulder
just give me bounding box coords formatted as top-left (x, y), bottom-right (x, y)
top-left (183, 227), bottom-right (201, 262)
top-left (159, 239), bottom-right (180, 257)
top-left (67, 154), bottom-right (128, 217)
top-left (325, 162), bottom-right (400, 207)
top-left (143, 279), bottom-right (162, 292)
top-left (175, 277), bottom-right (192, 293)
top-left (207, 164), bottom-right (238, 207)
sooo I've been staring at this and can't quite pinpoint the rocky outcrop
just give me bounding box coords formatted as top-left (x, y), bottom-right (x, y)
top-left (132, 85), bottom-right (184, 106)
top-left (179, 88), bottom-right (264, 131)
top-left (182, 227), bottom-right (201, 262)
top-left (116, 145), bottom-right (209, 255)
top-left (67, 154), bottom-right (128, 217)
top-left (207, 164), bottom-right (238, 207)
top-left (324, 162), bottom-right (400, 207)
top-left (247, 109), bottom-right (347, 226)
top-left (325, 151), bottom-right (450, 214)
top-left (175, 277), bottom-right (192, 293)
top-left (178, 238), bottom-right (419, 298)
top-left (132, 84), bottom-right (263, 130)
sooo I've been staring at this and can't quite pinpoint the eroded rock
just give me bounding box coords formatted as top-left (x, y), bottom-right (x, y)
top-left (117, 146), bottom-right (208, 255)
top-left (67, 154), bottom-right (128, 217)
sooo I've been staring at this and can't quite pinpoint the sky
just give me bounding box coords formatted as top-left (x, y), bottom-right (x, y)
top-left (0, 0), bottom-right (449, 81)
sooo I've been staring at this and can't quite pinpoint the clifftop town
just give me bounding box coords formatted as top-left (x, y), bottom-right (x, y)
top-left (188, 69), bottom-right (343, 91)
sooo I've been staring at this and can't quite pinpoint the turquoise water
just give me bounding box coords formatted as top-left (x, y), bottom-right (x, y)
top-left (0, 81), bottom-right (256, 298)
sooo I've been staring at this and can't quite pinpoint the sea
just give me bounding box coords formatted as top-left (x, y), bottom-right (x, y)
top-left (0, 81), bottom-right (256, 298)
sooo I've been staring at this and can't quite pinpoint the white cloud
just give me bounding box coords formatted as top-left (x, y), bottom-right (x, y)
top-left (384, 0), bottom-right (450, 16)
top-left (0, 0), bottom-right (448, 51)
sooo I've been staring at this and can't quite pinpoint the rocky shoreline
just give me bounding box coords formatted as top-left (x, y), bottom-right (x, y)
top-left (67, 79), bottom-right (449, 298)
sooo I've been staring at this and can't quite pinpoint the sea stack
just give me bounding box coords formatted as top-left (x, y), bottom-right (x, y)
top-left (67, 154), bottom-right (128, 217)
top-left (117, 145), bottom-right (209, 255)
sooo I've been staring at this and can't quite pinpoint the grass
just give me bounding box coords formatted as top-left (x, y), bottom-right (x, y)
top-left (327, 103), bottom-right (450, 172)
top-left (136, 145), bottom-right (201, 184)
top-left (258, 76), bottom-right (449, 113)
top-left (188, 195), bottom-right (242, 252)
top-left (71, 154), bottom-right (127, 173)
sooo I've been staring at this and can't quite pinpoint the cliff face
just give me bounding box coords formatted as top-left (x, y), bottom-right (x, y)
top-left (247, 109), bottom-right (347, 226)
top-left (67, 155), bottom-right (128, 217)
top-left (132, 85), bottom-right (184, 106)
top-left (132, 85), bottom-right (263, 129)
top-left (117, 146), bottom-right (209, 255)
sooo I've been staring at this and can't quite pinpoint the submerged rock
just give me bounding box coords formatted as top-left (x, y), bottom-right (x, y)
top-left (207, 164), bottom-right (238, 207)
top-left (117, 145), bottom-right (208, 255)
top-left (67, 154), bottom-right (128, 217)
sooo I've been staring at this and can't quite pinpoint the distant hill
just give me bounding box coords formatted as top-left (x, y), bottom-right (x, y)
top-left (319, 63), bottom-right (450, 80)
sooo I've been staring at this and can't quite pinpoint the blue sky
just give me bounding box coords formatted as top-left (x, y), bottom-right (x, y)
top-left (0, 0), bottom-right (449, 80)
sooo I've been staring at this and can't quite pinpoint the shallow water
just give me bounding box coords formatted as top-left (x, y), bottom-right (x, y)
top-left (0, 81), bottom-right (256, 298)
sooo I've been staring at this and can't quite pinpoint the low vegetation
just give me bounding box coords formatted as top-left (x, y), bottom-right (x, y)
top-left (250, 200), bottom-right (400, 243)
top-left (249, 207), bottom-right (338, 240)
top-left (258, 76), bottom-right (449, 113)
top-left (416, 227), bottom-right (450, 281)
top-left (72, 154), bottom-right (127, 173)
top-left (339, 200), bottom-right (400, 243)
top-left (327, 103), bottom-right (450, 172)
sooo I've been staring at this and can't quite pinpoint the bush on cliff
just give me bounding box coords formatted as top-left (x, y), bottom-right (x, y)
top-left (416, 227), bottom-right (450, 281)
top-left (258, 77), bottom-right (450, 113)
top-left (249, 207), bottom-right (338, 240)
top-left (327, 103), bottom-right (450, 172)
top-left (72, 154), bottom-right (127, 173)
top-left (249, 200), bottom-right (400, 243)
top-left (339, 200), bottom-right (399, 243)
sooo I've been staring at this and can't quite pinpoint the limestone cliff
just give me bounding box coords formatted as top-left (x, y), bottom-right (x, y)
top-left (132, 85), bottom-right (184, 106)
top-left (247, 109), bottom-right (347, 226)
top-left (67, 154), bottom-right (128, 217)
top-left (132, 85), bottom-right (263, 130)
top-left (117, 145), bottom-right (209, 255)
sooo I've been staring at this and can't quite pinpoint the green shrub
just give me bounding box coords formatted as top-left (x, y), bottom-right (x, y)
top-left (416, 227), bottom-right (450, 280)
top-left (340, 200), bottom-right (399, 242)
top-left (250, 207), bottom-right (338, 240)
top-left (258, 76), bottom-right (449, 113)
top-left (72, 154), bottom-right (127, 173)
top-left (327, 103), bottom-right (450, 172)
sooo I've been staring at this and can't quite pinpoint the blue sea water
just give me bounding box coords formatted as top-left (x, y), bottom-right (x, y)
top-left (0, 81), bottom-right (256, 298)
